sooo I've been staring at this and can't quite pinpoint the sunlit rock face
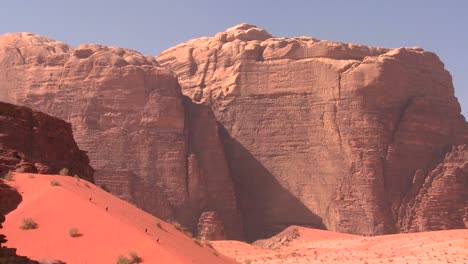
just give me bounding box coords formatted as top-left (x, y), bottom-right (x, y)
top-left (158, 24), bottom-right (468, 240)
top-left (0, 32), bottom-right (243, 239)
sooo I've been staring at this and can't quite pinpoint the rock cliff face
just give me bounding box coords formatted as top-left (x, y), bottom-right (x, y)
top-left (0, 33), bottom-right (242, 239)
top-left (158, 24), bottom-right (468, 240)
top-left (1, 26), bottom-right (466, 241)
top-left (0, 102), bottom-right (93, 180)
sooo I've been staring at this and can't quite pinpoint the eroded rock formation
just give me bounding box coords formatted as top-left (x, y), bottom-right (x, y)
top-left (0, 182), bottom-right (39, 263)
top-left (1, 25), bottom-right (466, 241)
top-left (197, 211), bottom-right (226, 240)
top-left (0, 33), bottom-right (242, 239)
top-left (158, 24), bottom-right (468, 240)
top-left (0, 101), bottom-right (93, 181)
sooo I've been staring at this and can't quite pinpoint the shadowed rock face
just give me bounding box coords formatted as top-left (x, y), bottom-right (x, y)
top-left (0, 101), bottom-right (93, 181)
top-left (0, 33), bottom-right (242, 239)
top-left (158, 24), bottom-right (468, 240)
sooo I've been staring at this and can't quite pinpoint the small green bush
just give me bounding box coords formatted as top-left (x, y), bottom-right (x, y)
top-left (50, 179), bottom-right (60, 186)
top-left (69, 228), bottom-right (81, 237)
top-left (84, 182), bottom-right (90, 188)
top-left (59, 168), bottom-right (70, 176)
top-left (20, 218), bottom-right (38, 230)
top-left (156, 222), bottom-right (162, 229)
top-left (213, 251), bottom-right (219, 256)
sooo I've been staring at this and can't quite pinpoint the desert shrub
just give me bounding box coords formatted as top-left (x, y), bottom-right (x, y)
top-left (50, 179), bottom-right (61, 186)
top-left (59, 168), bottom-right (70, 176)
top-left (28, 174), bottom-right (35, 178)
top-left (172, 221), bottom-right (183, 231)
top-left (100, 184), bottom-right (111, 192)
top-left (20, 217), bottom-right (38, 230)
top-left (116, 256), bottom-right (131, 264)
top-left (156, 222), bottom-right (162, 229)
top-left (83, 182), bottom-right (90, 188)
top-left (193, 238), bottom-right (202, 246)
top-left (167, 219), bottom-right (196, 237)
top-left (117, 252), bottom-right (141, 264)
top-left (74, 174), bottom-right (80, 181)
top-left (184, 230), bottom-right (194, 237)
top-left (244, 260), bottom-right (252, 264)
top-left (129, 251), bottom-right (142, 263)
top-left (213, 251), bottom-right (219, 256)
top-left (205, 240), bottom-right (214, 249)
top-left (69, 228), bottom-right (81, 237)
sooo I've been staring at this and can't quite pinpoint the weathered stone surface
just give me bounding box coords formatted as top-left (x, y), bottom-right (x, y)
top-left (0, 102), bottom-right (93, 181)
top-left (1, 26), bottom-right (466, 242)
top-left (0, 33), bottom-right (242, 239)
top-left (0, 181), bottom-right (22, 217)
top-left (197, 211), bottom-right (226, 240)
top-left (158, 24), bottom-right (468, 240)
top-left (398, 145), bottom-right (468, 231)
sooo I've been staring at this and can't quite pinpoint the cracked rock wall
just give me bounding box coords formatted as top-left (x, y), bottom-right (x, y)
top-left (0, 33), bottom-right (243, 239)
top-left (158, 24), bottom-right (468, 240)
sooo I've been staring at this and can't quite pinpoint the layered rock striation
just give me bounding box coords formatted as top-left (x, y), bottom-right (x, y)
top-left (0, 33), bottom-right (242, 239)
top-left (158, 24), bottom-right (468, 240)
top-left (1, 25), bottom-right (466, 241)
top-left (0, 101), bottom-right (93, 180)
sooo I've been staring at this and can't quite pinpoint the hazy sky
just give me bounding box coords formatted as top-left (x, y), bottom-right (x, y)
top-left (1, 0), bottom-right (467, 115)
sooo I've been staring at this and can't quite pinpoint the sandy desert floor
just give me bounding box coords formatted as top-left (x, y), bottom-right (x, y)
top-left (213, 226), bottom-right (468, 264)
top-left (2, 173), bottom-right (235, 264)
top-left (3, 173), bottom-right (467, 264)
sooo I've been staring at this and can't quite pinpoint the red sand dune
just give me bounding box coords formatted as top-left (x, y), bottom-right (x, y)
top-left (2, 173), bottom-right (236, 264)
top-left (4, 173), bottom-right (468, 264)
top-left (214, 226), bottom-right (468, 264)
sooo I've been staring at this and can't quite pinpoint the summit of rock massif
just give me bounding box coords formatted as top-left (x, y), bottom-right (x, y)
top-left (158, 24), bottom-right (468, 240)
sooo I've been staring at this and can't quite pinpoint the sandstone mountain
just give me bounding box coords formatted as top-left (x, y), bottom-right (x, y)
top-left (0, 25), bottom-right (466, 241)
top-left (0, 33), bottom-right (242, 239)
top-left (0, 101), bottom-right (93, 181)
top-left (158, 24), bottom-right (468, 240)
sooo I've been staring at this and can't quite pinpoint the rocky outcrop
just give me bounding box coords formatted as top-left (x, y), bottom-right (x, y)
top-left (0, 102), bottom-right (93, 181)
top-left (158, 24), bottom-right (468, 240)
top-left (197, 211), bottom-right (226, 240)
top-left (0, 182), bottom-right (39, 264)
top-left (0, 33), bottom-right (242, 239)
top-left (398, 145), bottom-right (468, 231)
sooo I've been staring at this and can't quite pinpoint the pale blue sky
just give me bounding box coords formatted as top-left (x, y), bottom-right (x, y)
top-left (1, 0), bottom-right (467, 115)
